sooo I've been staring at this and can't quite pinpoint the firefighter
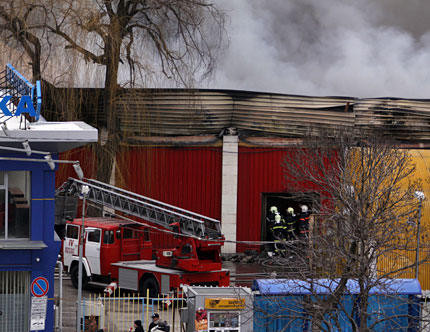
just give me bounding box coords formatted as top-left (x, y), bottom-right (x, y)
top-left (266, 206), bottom-right (278, 227)
top-left (297, 205), bottom-right (311, 239)
top-left (272, 213), bottom-right (287, 256)
top-left (265, 206), bottom-right (278, 252)
top-left (285, 207), bottom-right (297, 241)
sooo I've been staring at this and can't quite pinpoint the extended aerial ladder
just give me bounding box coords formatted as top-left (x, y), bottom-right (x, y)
top-left (56, 177), bottom-right (223, 240)
top-left (57, 178), bottom-right (229, 293)
top-left (56, 177), bottom-right (225, 272)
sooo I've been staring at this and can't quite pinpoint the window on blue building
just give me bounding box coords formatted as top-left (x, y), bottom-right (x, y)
top-left (0, 171), bottom-right (31, 239)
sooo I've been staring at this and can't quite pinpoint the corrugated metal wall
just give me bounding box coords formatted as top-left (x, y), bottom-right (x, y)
top-left (48, 87), bottom-right (430, 143)
top-left (236, 146), bottom-right (321, 252)
top-left (120, 146), bottom-right (222, 248)
top-left (410, 149), bottom-right (430, 289)
top-left (56, 144), bottom-right (430, 289)
top-left (237, 147), bottom-right (288, 252)
top-left (377, 149), bottom-right (430, 289)
top-left (57, 147), bottom-right (96, 187)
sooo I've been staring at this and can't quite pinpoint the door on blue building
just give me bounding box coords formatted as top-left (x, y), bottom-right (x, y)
top-left (86, 228), bottom-right (101, 275)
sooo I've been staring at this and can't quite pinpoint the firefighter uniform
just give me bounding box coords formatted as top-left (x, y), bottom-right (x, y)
top-left (266, 206), bottom-right (278, 230)
top-left (298, 205), bottom-right (311, 238)
top-left (266, 206), bottom-right (278, 251)
top-left (272, 214), bottom-right (287, 255)
top-left (285, 207), bottom-right (297, 240)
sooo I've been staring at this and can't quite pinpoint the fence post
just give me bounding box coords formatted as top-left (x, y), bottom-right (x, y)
top-left (113, 290), bottom-right (116, 332)
top-left (146, 289), bottom-right (150, 328)
top-left (172, 293), bottom-right (176, 332)
top-left (117, 288), bottom-right (121, 332)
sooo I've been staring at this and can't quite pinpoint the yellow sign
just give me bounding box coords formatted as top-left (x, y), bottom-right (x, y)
top-left (205, 298), bottom-right (245, 310)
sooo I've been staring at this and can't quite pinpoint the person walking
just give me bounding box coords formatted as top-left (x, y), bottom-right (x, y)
top-left (148, 313), bottom-right (166, 331)
top-left (134, 320), bottom-right (144, 332)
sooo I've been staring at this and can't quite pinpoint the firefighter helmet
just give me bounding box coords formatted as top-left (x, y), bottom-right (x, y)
top-left (270, 206), bottom-right (278, 213)
top-left (287, 207), bottom-right (294, 214)
top-left (274, 214), bottom-right (281, 223)
top-left (301, 205), bottom-right (308, 213)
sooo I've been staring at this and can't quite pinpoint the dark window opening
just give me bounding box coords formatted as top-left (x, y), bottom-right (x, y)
top-left (261, 192), bottom-right (315, 242)
top-left (143, 229), bottom-right (150, 242)
top-left (104, 230), bottom-right (114, 244)
top-left (122, 224), bottom-right (139, 239)
top-left (66, 225), bottom-right (79, 239)
top-left (87, 229), bottom-right (101, 243)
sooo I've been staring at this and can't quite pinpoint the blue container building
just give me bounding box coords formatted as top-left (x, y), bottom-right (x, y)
top-left (253, 278), bottom-right (422, 332)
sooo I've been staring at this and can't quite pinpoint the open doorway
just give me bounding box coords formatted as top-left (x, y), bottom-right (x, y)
top-left (261, 192), bottom-right (315, 242)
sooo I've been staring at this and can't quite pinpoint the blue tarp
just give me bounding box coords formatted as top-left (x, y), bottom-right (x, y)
top-left (253, 278), bottom-right (422, 295)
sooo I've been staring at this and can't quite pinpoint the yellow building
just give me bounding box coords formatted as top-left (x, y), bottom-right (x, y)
top-left (377, 150), bottom-right (430, 289)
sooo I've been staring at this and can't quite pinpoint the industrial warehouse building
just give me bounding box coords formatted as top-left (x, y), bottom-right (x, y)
top-left (49, 88), bottom-right (430, 289)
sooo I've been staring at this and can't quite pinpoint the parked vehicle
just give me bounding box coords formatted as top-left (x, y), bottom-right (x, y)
top-left (57, 178), bottom-right (229, 296)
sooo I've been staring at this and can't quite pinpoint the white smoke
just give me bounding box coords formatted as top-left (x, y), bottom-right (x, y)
top-left (210, 0), bottom-right (430, 98)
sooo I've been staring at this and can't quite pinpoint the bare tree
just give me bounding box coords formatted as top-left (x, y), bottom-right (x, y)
top-left (0, 1), bottom-right (47, 81)
top-left (0, 0), bottom-right (227, 184)
top-left (257, 129), bottom-right (428, 331)
top-left (42, 0), bottom-right (226, 183)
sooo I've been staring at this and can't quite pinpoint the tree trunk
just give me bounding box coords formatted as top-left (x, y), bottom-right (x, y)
top-left (358, 290), bottom-right (369, 332)
top-left (32, 40), bottom-right (41, 81)
top-left (92, 32), bottom-right (121, 216)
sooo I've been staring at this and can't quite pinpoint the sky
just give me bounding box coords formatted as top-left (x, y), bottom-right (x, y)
top-left (209, 0), bottom-right (430, 98)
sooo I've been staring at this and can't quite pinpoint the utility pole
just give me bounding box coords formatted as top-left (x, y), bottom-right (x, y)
top-left (414, 191), bottom-right (425, 280)
top-left (77, 185), bottom-right (89, 331)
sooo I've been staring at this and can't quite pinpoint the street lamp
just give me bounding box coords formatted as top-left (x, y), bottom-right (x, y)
top-left (77, 185), bottom-right (90, 331)
top-left (414, 191), bottom-right (425, 280)
top-left (73, 163), bottom-right (84, 180)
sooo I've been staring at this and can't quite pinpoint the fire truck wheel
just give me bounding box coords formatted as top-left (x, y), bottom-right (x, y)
top-left (71, 264), bottom-right (89, 290)
top-left (140, 277), bottom-right (159, 299)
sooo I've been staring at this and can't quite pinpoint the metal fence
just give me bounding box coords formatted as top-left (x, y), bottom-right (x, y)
top-left (81, 289), bottom-right (185, 332)
top-left (0, 271), bottom-right (31, 332)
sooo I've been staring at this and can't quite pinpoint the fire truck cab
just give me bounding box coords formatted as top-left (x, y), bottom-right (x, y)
top-left (63, 218), bottom-right (152, 288)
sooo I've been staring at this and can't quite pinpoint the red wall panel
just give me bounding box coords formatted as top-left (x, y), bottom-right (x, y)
top-left (236, 146), bottom-right (335, 252)
top-left (56, 145), bottom-right (332, 253)
top-left (56, 146), bottom-right (222, 249)
top-left (237, 147), bottom-right (289, 252)
top-left (56, 146), bottom-right (96, 187)
top-left (121, 146), bottom-right (222, 248)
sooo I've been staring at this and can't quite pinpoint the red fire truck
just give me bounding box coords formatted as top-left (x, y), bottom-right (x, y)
top-left (56, 178), bottom-right (229, 297)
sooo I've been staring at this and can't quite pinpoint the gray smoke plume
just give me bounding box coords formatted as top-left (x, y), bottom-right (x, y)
top-left (210, 0), bottom-right (430, 98)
